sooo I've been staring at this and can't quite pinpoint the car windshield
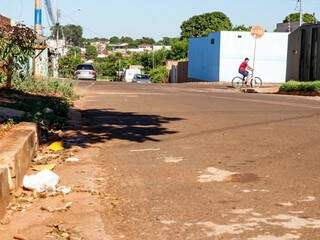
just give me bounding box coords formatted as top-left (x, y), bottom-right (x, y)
top-left (77, 65), bottom-right (94, 70)
top-left (135, 74), bottom-right (149, 80)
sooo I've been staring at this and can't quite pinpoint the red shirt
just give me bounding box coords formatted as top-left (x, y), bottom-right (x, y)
top-left (239, 61), bottom-right (248, 72)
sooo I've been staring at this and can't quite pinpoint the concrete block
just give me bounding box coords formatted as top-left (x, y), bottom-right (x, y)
top-left (0, 166), bottom-right (10, 219)
top-left (0, 122), bottom-right (38, 190)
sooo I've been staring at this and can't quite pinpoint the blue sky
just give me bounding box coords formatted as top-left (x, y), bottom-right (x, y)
top-left (0, 0), bottom-right (319, 39)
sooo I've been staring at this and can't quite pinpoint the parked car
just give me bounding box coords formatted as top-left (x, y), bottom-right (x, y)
top-left (132, 74), bottom-right (151, 84)
top-left (123, 68), bottom-right (141, 82)
top-left (74, 64), bottom-right (97, 80)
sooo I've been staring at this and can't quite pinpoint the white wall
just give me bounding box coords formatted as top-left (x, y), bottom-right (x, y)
top-left (219, 31), bottom-right (289, 83)
top-left (188, 33), bottom-right (221, 81)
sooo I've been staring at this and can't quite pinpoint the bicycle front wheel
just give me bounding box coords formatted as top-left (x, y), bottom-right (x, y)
top-left (251, 77), bottom-right (262, 88)
top-left (232, 77), bottom-right (244, 89)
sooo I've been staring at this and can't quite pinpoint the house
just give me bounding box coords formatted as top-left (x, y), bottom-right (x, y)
top-left (0, 14), bottom-right (11, 27)
top-left (138, 44), bottom-right (153, 51)
top-left (109, 43), bottom-right (128, 53)
top-left (188, 31), bottom-right (289, 83)
top-left (286, 24), bottom-right (320, 81)
top-left (275, 22), bottom-right (301, 33)
top-left (92, 41), bottom-right (107, 57)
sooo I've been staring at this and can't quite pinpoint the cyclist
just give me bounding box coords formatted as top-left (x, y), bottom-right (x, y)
top-left (239, 58), bottom-right (254, 83)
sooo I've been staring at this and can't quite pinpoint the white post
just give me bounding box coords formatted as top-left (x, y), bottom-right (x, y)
top-left (252, 37), bottom-right (257, 76)
top-left (299, 0), bottom-right (303, 26)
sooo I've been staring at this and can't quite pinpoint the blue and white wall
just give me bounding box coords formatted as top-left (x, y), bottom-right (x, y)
top-left (188, 32), bottom-right (221, 81)
top-left (220, 31), bottom-right (288, 83)
top-left (188, 31), bottom-right (289, 83)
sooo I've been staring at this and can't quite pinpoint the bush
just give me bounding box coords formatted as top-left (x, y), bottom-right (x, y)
top-left (149, 66), bottom-right (169, 83)
top-left (280, 81), bottom-right (320, 93)
top-left (12, 77), bottom-right (77, 101)
top-left (58, 53), bottom-right (82, 78)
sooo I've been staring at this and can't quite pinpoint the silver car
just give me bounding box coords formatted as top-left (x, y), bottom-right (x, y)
top-left (132, 74), bottom-right (151, 84)
top-left (75, 64), bottom-right (97, 80)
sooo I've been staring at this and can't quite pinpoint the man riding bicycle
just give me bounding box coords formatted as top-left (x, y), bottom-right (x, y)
top-left (239, 58), bottom-right (254, 82)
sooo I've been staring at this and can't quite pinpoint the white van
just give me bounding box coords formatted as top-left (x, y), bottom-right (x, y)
top-left (123, 68), bottom-right (142, 82)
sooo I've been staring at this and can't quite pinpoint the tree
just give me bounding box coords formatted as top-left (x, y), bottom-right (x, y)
top-left (181, 12), bottom-right (232, 39)
top-left (157, 37), bottom-right (172, 45)
top-left (133, 49), bottom-right (169, 72)
top-left (95, 53), bottom-right (131, 80)
top-left (68, 47), bottom-right (81, 56)
top-left (120, 36), bottom-right (134, 43)
top-left (0, 24), bottom-right (36, 88)
top-left (120, 36), bottom-right (138, 48)
top-left (232, 25), bottom-right (251, 32)
top-left (109, 36), bottom-right (120, 44)
top-left (51, 24), bottom-right (83, 46)
top-left (283, 13), bottom-right (317, 24)
top-left (58, 53), bottom-right (82, 78)
top-left (85, 44), bottom-right (98, 60)
top-left (149, 66), bottom-right (168, 83)
top-left (168, 39), bottom-right (188, 60)
top-left (137, 37), bottom-right (156, 45)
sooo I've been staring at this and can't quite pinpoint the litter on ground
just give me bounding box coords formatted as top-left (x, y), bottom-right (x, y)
top-left (32, 164), bottom-right (56, 171)
top-left (65, 157), bottom-right (80, 163)
top-left (57, 186), bottom-right (72, 195)
top-left (48, 141), bottom-right (64, 152)
top-left (23, 170), bottom-right (60, 193)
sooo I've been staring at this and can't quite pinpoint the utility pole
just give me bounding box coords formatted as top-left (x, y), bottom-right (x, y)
top-left (33, 0), bottom-right (43, 79)
top-left (299, 0), bottom-right (303, 26)
top-left (34, 0), bottom-right (42, 35)
top-left (53, 8), bottom-right (61, 78)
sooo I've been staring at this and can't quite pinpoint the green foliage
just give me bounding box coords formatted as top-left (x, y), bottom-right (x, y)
top-left (181, 11), bottom-right (232, 38)
top-left (132, 50), bottom-right (169, 72)
top-left (85, 44), bottom-right (98, 60)
top-left (138, 37), bottom-right (156, 45)
top-left (149, 66), bottom-right (169, 83)
top-left (233, 25), bottom-right (251, 32)
top-left (0, 24), bottom-right (36, 88)
top-left (68, 47), bottom-right (81, 56)
top-left (51, 24), bottom-right (83, 46)
top-left (108, 36), bottom-right (156, 48)
top-left (13, 77), bottom-right (76, 100)
top-left (157, 37), bottom-right (172, 45)
top-left (58, 53), bottom-right (82, 78)
top-left (283, 13), bottom-right (317, 24)
top-left (109, 36), bottom-right (120, 44)
top-left (95, 53), bottom-right (131, 79)
top-left (0, 77), bottom-right (76, 131)
top-left (168, 39), bottom-right (188, 60)
top-left (280, 81), bottom-right (320, 93)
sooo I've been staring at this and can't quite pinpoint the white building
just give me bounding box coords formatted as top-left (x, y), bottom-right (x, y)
top-left (188, 31), bottom-right (289, 83)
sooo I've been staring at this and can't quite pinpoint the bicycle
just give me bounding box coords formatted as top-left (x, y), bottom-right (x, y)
top-left (232, 72), bottom-right (262, 89)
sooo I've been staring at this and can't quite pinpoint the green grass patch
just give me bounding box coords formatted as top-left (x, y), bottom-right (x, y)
top-left (0, 77), bottom-right (78, 135)
top-left (280, 81), bottom-right (320, 94)
top-left (12, 77), bottom-right (77, 101)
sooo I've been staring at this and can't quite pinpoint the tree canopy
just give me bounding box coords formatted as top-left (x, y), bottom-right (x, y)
top-left (180, 11), bottom-right (232, 39)
top-left (283, 13), bottom-right (317, 24)
top-left (232, 25), bottom-right (252, 32)
top-left (85, 44), bottom-right (98, 60)
top-left (51, 24), bottom-right (83, 46)
top-left (168, 39), bottom-right (188, 60)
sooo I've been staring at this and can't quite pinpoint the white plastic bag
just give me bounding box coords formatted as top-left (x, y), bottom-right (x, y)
top-left (23, 170), bottom-right (60, 192)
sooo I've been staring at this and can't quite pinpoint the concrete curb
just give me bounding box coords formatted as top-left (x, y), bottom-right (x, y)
top-left (0, 122), bottom-right (38, 219)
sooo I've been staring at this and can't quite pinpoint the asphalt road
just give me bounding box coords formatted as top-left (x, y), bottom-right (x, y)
top-left (75, 81), bottom-right (320, 240)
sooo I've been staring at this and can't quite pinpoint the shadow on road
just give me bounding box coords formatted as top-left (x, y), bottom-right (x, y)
top-left (65, 108), bottom-right (184, 148)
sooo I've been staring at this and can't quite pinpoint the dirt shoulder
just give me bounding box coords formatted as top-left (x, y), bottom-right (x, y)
top-left (0, 108), bottom-right (111, 240)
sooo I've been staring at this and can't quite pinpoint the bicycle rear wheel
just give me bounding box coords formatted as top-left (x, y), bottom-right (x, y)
top-left (251, 77), bottom-right (262, 88)
top-left (232, 77), bottom-right (244, 89)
